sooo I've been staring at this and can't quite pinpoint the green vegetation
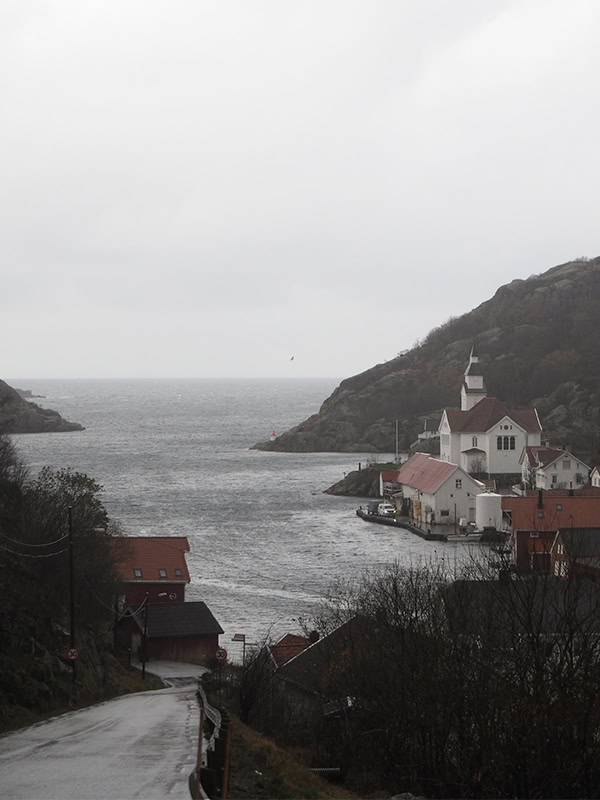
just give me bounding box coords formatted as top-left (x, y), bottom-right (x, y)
top-left (0, 434), bottom-right (150, 731)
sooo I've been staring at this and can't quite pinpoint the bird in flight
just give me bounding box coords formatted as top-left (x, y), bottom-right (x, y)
top-left (290, 356), bottom-right (295, 361)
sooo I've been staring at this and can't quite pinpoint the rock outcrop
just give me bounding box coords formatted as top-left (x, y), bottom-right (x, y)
top-left (0, 380), bottom-right (84, 433)
top-left (254, 257), bottom-right (600, 460)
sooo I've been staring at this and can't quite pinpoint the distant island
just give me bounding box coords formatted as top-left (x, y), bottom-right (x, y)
top-left (0, 380), bottom-right (84, 433)
top-left (253, 256), bottom-right (600, 463)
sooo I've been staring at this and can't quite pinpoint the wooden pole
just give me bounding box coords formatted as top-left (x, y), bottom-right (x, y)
top-left (68, 506), bottom-right (75, 684)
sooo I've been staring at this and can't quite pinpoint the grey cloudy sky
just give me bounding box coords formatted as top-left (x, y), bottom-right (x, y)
top-left (3, 0), bottom-right (599, 379)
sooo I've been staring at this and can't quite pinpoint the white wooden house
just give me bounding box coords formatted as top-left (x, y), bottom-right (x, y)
top-left (395, 452), bottom-right (484, 525)
top-left (521, 446), bottom-right (590, 490)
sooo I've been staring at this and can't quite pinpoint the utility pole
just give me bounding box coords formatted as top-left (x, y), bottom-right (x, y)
top-left (68, 506), bottom-right (75, 683)
top-left (395, 419), bottom-right (399, 465)
top-left (142, 593), bottom-right (149, 680)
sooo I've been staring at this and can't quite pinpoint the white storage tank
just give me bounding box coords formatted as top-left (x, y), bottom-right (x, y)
top-left (475, 492), bottom-right (503, 531)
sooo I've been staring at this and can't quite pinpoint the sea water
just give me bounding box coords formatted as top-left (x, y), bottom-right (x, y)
top-left (11, 378), bottom-right (444, 656)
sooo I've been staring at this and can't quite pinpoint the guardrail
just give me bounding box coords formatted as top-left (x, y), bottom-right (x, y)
top-left (190, 677), bottom-right (232, 799)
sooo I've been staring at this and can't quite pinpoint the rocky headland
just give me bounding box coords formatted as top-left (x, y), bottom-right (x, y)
top-left (0, 380), bottom-right (84, 433)
top-left (254, 257), bottom-right (600, 462)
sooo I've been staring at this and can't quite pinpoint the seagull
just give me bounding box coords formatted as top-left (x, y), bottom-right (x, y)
top-left (290, 356), bottom-right (295, 361)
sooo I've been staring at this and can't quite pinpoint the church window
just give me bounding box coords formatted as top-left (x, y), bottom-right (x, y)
top-left (472, 436), bottom-right (478, 448)
top-left (503, 436), bottom-right (509, 450)
top-left (497, 436), bottom-right (503, 450)
top-left (510, 436), bottom-right (515, 450)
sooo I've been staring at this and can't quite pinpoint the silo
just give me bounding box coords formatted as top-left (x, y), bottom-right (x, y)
top-left (475, 492), bottom-right (503, 530)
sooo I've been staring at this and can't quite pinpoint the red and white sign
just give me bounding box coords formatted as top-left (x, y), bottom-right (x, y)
top-left (66, 647), bottom-right (80, 662)
top-left (215, 647), bottom-right (227, 662)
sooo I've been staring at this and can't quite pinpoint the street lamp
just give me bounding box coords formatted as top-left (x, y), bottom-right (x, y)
top-left (232, 633), bottom-right (246, 664)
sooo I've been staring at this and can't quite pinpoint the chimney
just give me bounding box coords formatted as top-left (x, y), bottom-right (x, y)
top-left (537, 489), bottom-right (544, 509)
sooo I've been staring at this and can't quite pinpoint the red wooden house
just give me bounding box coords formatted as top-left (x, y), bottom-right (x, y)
top-left (112, 536), bottom-right (191, 605)
top-left (116, 601), bottom-right (224, 664)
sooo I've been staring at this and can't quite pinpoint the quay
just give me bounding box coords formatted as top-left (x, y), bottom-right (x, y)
top-left (355, 508), bottom-right (448, 541)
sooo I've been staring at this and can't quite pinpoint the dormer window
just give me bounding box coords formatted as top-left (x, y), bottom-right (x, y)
top-left (158, 569), bottom-right (167, 578)
top-left (472, 436), bottom-right (478, 448)
top-left (133, 568), bottom-right (143, 578)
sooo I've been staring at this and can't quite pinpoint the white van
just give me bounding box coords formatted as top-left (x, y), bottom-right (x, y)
top-left (377, 503), bottom-right (396, 516)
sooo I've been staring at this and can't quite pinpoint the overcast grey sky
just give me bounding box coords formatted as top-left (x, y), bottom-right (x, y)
top-left (3, 0), bottom-right (599, 379)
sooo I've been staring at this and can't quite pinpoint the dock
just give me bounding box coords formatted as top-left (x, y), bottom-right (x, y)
top-left (355, 508), bottom-right (448, 541)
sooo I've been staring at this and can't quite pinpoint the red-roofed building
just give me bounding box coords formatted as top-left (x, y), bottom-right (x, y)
top-left (502, 491), bottom-right (600, 571)
top-left (521, 445), bottom-right (589, 490)
top-left (111, 536), bottom-right (191, 605)
top-left (438, 348), bottom-right (542, 475)
top-left (395, 453), bottom-right (484, 526)
top-left (268, 633), bottom-right (313, 668)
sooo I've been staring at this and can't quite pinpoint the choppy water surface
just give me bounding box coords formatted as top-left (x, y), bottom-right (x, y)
top-left (12, 378), bottom-right (454, 656)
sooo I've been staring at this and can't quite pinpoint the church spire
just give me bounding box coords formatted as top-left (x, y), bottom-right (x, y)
top-left (460, 346), bottom-right (487, 410)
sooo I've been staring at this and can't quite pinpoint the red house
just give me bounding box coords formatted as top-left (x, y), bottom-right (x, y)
top-left (503, 491), bottom-right (600, 572)
top-left (116, 601), bottom-right (224, 664)
top-left (112, 536), bottom-right (191, 605)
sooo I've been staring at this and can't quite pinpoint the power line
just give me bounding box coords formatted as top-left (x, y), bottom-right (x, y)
top-left (0, 531), bottom-right (69, 547)
top-left (0, 544), bottom-right (69, 559)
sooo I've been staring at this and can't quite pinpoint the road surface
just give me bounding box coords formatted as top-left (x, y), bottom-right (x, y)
top-left (0, 662), bottom-right (206, 800)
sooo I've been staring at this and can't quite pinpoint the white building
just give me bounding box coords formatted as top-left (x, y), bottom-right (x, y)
top-left (521, 445), bottom-right (590, 490)
top-left (438, 347), bottom-right (543, 475)
top-left (395, 452), bottom-right (484, 525)
top-left (591, 466), bottom-right (600, 488)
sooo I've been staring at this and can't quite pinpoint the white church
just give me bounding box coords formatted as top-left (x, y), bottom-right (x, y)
top-left (438, 347), bottom-right (543, 475)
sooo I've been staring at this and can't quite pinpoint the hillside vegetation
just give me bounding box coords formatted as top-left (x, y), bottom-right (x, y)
top-left (254, 257), bottom-right (600, 459)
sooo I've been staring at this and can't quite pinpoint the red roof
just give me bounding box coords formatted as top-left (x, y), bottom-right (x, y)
top-left (112, 536), bottom-right (191, 584)
top-left (270, 633), bottom-right (312, 667)
top-left (502, 495), bottom-right (600, 531)
top-left (395, 453), bottom-right (459, 494)
top-left (522, 445), bottom-right (588, 470)
top-left (445, 397), bottom-right (542, 433)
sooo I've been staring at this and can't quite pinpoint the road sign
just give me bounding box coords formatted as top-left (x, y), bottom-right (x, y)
top-left (66, 647), bottom-right (80, 662)
top-left (215, 647), bottom-right (228, 662)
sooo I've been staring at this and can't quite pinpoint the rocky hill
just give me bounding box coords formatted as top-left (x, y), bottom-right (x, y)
top-left (254, 257), bottom-right (600, 460)
top-left (0, 380), bottom-right (84, 433)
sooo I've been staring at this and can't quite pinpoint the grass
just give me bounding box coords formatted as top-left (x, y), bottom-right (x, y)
top-left (227, 716), bottom-right (359, 800)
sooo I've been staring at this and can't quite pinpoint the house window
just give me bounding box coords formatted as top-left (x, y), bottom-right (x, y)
top-left (497, 436), bottom-right (503, 450)
top-left (158, 569), bottom-right (167, 578)
top-left (510, 436), bottom-right (515, 450)
top-left (175, 568), bottom-right (182, 577)
top-left (455, 479), bottom-right (462, 489)
top-left (563, 460), bottom-right (571, 470)
top-left (556, 503), bottom-right (563, 511)
top-left (440, 509), bottom-right (450, 516)
top-left (551, 474), bottom-right (558, 486)
top-left (133, 568), bottom-right (143, 578)
top-left (472, 436), bottom-right (478, 448)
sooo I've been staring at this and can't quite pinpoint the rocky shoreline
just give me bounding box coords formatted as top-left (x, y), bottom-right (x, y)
top-left (0, 380), bottom-right (84, 433)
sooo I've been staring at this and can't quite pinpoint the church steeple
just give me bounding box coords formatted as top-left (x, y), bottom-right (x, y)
top-left (460, 346), bottom-right (487, 411)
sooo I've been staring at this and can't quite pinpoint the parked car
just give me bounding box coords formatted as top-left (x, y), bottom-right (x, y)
top-left (377, 503), bottom-right (396, 516)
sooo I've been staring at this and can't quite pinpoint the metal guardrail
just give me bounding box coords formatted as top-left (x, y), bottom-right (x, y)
top-left (190, 677), bottom-right (231, 799)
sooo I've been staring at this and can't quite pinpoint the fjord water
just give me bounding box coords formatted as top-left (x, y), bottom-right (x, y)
top-left (12, 378), bottom-right (440, 655)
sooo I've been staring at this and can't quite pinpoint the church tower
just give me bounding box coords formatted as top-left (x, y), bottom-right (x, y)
top-left (460, 346), bottom-right (487, 411)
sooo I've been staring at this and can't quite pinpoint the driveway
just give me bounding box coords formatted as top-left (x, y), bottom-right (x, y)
top-left (0, 662), bottom-right (207, 800)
